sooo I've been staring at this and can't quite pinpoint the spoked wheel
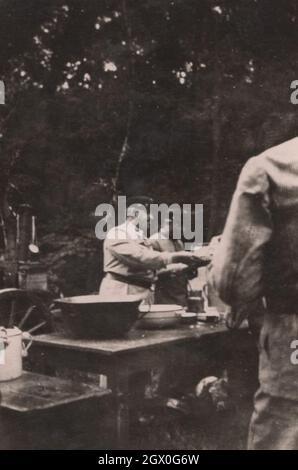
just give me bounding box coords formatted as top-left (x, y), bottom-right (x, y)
top-left (0, 288), bottom-right (55, 335)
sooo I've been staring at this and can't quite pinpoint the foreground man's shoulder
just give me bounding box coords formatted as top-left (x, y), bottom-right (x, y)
top-left (237, 155), bottom-right (268, 193)
top-left (238, 136), bottom-right (298, 192)
top-left (260, 136), bottom-right (298, 162)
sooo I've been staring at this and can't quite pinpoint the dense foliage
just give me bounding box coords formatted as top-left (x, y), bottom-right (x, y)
top-left (1, 0), bottom-right (298, 293)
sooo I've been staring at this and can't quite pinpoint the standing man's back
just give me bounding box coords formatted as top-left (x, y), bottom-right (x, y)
top-left (211, 136), bottom-right (298, 449)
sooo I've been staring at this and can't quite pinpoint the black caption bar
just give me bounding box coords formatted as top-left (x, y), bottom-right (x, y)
top-left (0, 450), bottom-right (297, 467)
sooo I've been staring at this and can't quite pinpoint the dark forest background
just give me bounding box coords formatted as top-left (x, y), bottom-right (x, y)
top-left (1, 0), bottom-right (298, 294)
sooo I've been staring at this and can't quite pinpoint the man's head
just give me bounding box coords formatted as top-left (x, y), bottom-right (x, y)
top-left (126, 196), bottom-right (154, 234)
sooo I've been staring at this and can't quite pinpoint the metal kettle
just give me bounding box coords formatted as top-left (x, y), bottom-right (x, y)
top-left (0, 327), bottom-right (32, 381)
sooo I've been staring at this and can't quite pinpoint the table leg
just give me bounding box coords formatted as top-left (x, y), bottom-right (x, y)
top-left (108, 373), bottom-right (130, 449)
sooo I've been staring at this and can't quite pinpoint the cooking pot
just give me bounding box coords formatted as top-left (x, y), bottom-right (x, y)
top-left (0, 327), bottom-right (32, 381)
top-left (187, 295), bottom-right (204, 313)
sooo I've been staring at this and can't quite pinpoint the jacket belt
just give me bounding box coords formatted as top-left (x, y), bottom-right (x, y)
top-left (107, 272), bottom-right (154, 290)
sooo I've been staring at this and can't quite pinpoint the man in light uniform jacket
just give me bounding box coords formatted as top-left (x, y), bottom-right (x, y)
top-left (211, 137), bottom-right (298, 450)
top-left (100, 198), bottom-right (197, 298)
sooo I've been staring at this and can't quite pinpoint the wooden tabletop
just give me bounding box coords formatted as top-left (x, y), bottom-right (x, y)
top-left (0, 371), bottom-right (110, 412)
top-left (32, 322), bottom-right (229, 356)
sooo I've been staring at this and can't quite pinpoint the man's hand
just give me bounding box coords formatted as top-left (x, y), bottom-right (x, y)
top-left (191, 239), bottom-right (222, 267)
top-left (171, 251), bottom-right (199, 265)
top-left (208, 235), bottom-right (221, 257)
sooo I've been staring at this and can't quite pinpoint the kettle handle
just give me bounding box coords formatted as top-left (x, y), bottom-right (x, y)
top-left (22, 331), bottom-right (33, 357)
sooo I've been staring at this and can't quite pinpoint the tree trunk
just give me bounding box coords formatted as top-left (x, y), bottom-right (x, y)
top-left (112, 0), bottom-right (135, 202)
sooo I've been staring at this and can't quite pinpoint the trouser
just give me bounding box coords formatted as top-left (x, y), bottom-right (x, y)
top-left (248, 388), bottom-right (298, 450)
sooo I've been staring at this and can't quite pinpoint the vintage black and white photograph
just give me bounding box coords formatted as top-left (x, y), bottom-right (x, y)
top-left (0, 0), bottom-right (298, 454)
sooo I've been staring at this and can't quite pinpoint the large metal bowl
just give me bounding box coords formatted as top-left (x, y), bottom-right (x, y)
top-left (55, 294), bottom-right (143, 339)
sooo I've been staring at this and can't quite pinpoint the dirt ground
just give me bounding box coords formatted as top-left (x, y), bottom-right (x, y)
top-left (130, 360), bottom-right (257, 450)
top-left (130, 333), bottom-right (259, 450)
top-left (130, 395), bottom-right (253, 450)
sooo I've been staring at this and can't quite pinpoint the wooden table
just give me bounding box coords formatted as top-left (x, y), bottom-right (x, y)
top-left (29, 322), bottom-right (253, 448)
top-left (0, 371), bottom-right (112, 449)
